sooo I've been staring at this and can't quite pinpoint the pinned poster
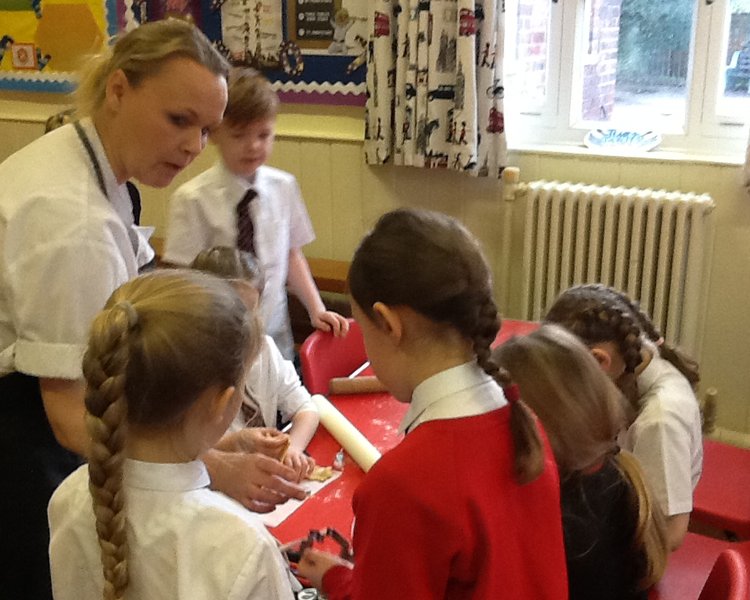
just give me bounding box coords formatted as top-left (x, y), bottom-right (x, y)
top-left (0, 0), bottom-right (110, 91)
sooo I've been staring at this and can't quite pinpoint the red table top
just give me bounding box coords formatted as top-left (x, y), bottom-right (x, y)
top-left (269, 392), bottom-right (408, 543)
top-left (692, 438), bottom-right (750, 539)
top-left (270, 319), bottom-right (540, 545)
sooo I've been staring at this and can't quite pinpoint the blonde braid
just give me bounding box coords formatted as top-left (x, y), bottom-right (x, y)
top-left (83, 301), bottom-right (138, 600)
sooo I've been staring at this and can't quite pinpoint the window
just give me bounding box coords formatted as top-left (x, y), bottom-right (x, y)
top-left (504, 0), bottom-right (750, 157)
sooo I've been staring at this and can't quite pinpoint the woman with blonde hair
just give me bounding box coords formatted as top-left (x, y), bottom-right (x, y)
top-left (0, 19), bottom-right (229, 598)
top-left (494, 324), bottom-right (669, 599)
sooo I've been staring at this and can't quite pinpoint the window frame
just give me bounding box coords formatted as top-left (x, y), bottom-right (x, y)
top-left (504, 0), bottom-right (750, 159)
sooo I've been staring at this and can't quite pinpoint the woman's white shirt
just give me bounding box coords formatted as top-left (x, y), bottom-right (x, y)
top-left (0, 120), bottom-right (143, 379)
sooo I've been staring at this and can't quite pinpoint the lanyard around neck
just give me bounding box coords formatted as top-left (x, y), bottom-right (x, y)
top-left (73, 121), bottom-right (107, 198)
top-left (73, 120), bottom-right (143, 262)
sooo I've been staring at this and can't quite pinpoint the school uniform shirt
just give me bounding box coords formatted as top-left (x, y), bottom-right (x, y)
top-left (562, 459), bottom-right (647, 600)
top-left (163, 163), bottom-right (315, 359)
top-left (0, 119), bottom-right (152, 379)
top-left (322, 362), bottom-right (569, 600)
top-left (227, 334), bottom-right (317, 432)
top-left (620, 354), bottom-right (703, 516)
top-left (48, 459), bottom-right (297, 600)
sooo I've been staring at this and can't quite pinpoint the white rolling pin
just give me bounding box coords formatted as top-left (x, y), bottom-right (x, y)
top-left (311, 394), bottom-right (382, 472)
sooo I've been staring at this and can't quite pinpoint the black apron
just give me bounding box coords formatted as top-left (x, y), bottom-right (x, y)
top-left (0, 373), bottom-right (82, 600)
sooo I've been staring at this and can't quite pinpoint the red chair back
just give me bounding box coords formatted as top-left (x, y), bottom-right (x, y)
top-left (492, 318), bottom-right (541, 348)
top-left (299, 319), bottom-right (367, 394)
top-left (300, 317), bottom-right (539, 395)
top-left (698, 549), bottom-right (749, 600)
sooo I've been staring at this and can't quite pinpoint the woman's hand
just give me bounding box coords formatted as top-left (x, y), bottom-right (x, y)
top-left (202, 449), bottom-right (308, 513)
top-left (283, 446), bottom-right (316, 481)
top-left (296, 548), bottom-right (353, 590)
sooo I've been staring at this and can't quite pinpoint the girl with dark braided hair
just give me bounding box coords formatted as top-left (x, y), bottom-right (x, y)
top-left (545, 283), bottom-right (702, 552)
top-left (297, 208), bottom-right (568, 600)
top-left (48, 270), bottom-right (297, 600)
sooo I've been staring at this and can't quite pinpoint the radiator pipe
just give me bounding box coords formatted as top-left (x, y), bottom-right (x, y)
top-left (500, 167), bottom-right (522, 313)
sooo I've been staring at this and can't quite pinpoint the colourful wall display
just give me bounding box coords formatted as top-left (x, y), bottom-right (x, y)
top-left (0, 0), bottom-right (113, 91)
top-left (1, 0), bottom-right (367, 104)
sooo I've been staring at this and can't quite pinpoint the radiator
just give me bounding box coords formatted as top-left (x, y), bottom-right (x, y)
top-left (508, 178), bottom-right (715, 357)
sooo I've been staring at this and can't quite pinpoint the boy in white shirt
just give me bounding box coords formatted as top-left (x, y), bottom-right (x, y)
top-left (163, 68), bottom-right (348, 360)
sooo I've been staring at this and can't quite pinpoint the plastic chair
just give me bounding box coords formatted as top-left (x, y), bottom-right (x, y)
top-left (300, 317), bottom-right (539, 396)
top-left (299, 319), bottom-right (366, 395)
top-left (698, 548), bottom-right (749, 600)
top-left (650, 533), bottom-right (732, 599)
top-left (492, 318), bottom-right (540, 347)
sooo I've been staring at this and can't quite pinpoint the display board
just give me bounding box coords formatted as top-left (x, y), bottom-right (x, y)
top-left (0, 0), bottom-right (367, 104)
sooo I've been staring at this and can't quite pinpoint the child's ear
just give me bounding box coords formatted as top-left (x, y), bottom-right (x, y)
top-left (372, 301), bottom-right (403, 344)
top-left (590, 346), bottom-right (614, 373)
top-left (210, 385), bottom-right (237, 424)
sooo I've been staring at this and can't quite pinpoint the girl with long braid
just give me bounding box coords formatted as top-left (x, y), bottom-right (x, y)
top-left (545, 283), bottom-right (702, 552)
top-left (494, 324), bottom-right (669, 599)
top-left (297, 208), bottom-right (568, 599)
top-left (48, 270), bottom-right (297, 600)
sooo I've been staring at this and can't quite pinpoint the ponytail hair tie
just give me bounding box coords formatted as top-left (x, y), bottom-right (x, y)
top-left (503, 383), bottom-right (521, 404)
top-left (114, 300), bottom-right (139, 329)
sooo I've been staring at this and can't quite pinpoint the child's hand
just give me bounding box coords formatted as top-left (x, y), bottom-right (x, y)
top-left (220, 428), bottom-right (289, 456)
top-left (251, 429), bottom-right (290, 458)
top-left (296, 548), bottom-right (353, 590)
top-left (283, 446), bottom-right (316, 481)
top-left (311, 310), bottom-right (350, 337)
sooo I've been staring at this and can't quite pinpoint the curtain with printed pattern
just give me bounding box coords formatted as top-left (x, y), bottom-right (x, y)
top-left (364, 0), bottom-right (506, 177)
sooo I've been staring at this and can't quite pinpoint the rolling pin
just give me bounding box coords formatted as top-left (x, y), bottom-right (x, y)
top-left (328, 375), bottom-right (387, 395)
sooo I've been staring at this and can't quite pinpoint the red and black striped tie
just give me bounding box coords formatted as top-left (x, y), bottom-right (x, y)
top-left (236, 189), bottom-right (257, 256)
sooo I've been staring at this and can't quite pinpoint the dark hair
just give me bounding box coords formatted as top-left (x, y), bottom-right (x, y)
top-left (349, 208), bottom-right (544, 484)
top-left (83, 269), bottom-right (259, 599)
top-left (544, 284), bottom-right (700, 395)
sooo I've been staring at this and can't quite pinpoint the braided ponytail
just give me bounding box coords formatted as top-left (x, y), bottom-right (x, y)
top-left (349, 208), bottom-right (544, 484)
top-left (548, 284), bottom-right (701, 394)
top-left (81, 270), bottom-right (257, 600)
top-left (611, 289), bottom-right (700, 390)
top-left (83, 302), bottom-right (138, 600)
top-left (546, 285), bottom-right (647, 412)
top-left (471, 297), bottom-right (543, 483)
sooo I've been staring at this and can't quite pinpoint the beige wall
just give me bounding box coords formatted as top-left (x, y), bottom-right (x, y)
top-left (1, 99), bottom-right (748, 438)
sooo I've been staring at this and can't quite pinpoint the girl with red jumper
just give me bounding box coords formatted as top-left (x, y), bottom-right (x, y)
top-left (297, 208), bottom-right (568, 599)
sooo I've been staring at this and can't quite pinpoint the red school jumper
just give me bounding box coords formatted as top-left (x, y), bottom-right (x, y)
top-left (322, 407), bottom-right (569, 600)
